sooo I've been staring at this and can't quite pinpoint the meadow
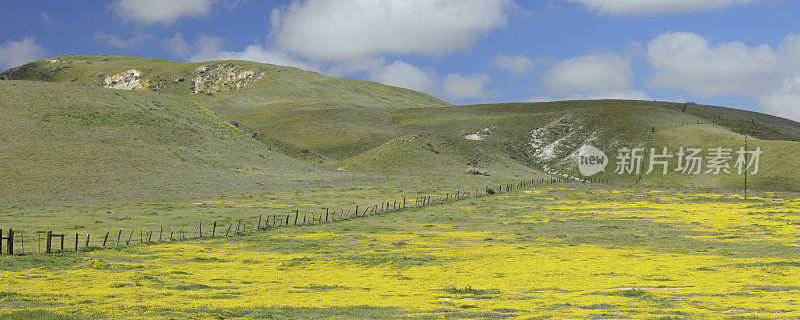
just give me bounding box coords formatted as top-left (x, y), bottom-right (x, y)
top-left (4, 55), bottom-right (800, 320)
top-left (3, 184), bottom-right (799, 319)
top-left (0, 173), bottom-right (520, 252)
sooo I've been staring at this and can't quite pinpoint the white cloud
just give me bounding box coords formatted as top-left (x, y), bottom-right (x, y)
top-left (543, 53), bottom-right (646, 100)
top-left (112, 0), bottom-right (214, 24)
top-left (162, 32), bottom-right (190, 57)
top-left (566, 0), bottom-right (760, 15)
top-left (493, 53), bottom-right (534, 76)
top-left (645, 31), bottom-right (800, 121)
top-left (647, 32), bottom-right (778, 96)
top-left (369, 60), bottom-right (435, 92)
top-left (443, 72), bottom-right (492, 99)
top-left (271, 0), bottom-right (515, 61)
top-left (0, 37), bottom-right (46, 70)
top-left (757, 77), bottom-right (800, 121)
top-left (188, 36), bottom-right (317, 71)
top-left (94, 31), bottom-right (151, 49)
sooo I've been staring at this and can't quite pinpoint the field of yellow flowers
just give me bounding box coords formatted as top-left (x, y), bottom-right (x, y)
top-left (2, 185), bottom-right (800, 319)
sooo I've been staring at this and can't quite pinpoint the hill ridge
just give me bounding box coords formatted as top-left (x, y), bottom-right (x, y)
top-left (3, 55), bottom-right (800, 195)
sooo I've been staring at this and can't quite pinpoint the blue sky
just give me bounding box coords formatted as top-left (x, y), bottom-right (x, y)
top-left (2, 0), bottom-right (800, 120)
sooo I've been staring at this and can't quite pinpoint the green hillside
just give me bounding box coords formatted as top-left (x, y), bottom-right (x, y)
top-left (0, 80), bottom-right (344, 205)
top-left (229, 99), bottom-right (800, 190)
top-left (0, 55), bottom-right (450, 109)
top-left (3, 55), bottom-right (800, 193)
top-left (457, 101), bottom-right (800, 190)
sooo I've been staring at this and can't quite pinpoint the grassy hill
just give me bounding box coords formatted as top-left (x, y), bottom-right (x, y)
top-left (3, 55), bottom-right (800, 194)
top-left (457, 101), bottom-right (800, 191)
top-left (0, 54), bottom-right (450, 109)
top-left (0, 80), bottom-right (349, 205)
top-left (228, 99), bottom-right (800, 191)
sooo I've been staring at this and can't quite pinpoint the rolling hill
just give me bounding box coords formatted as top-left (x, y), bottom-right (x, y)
top-left (225, 99), bottom-right (800, 191)
top-left (0, 54), bottom-right (450, 109)
top-left (3, 54), bottom-right (800, 199)
top-left (0, 80), bottom-right (350, 205)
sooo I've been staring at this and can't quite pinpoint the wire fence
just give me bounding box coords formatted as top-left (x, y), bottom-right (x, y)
top-left (0, 177), bottom-right (609, 256)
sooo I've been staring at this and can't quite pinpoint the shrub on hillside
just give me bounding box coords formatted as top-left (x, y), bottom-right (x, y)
top-left (466, 168), bottom-right (489, 176)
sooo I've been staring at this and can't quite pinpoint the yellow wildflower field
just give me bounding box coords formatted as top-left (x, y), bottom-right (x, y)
top-left (2, 185), bottom-right (800, 319)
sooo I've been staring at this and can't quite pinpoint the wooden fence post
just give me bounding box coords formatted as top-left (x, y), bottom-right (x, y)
top-left (75, 232), bottom-right (79, 251)
top-left (199, 223), bottom-right (203, 237)
top-left (258, 215), bottom-right (262, 230)
top-left (212, 222), bottom-right (216, 237)
top-left (45, 231), bottom-right (52, 254)
top-left (0, 229), bottom-right (5, 254)
top-left (103, 232), bottom-right (109, 247)
top-left (85, 234), bottom-right (90, 249)
top-left (116, 230), bottom-right (121, 247)
top-left (6, 229), bottom-right (13, 255)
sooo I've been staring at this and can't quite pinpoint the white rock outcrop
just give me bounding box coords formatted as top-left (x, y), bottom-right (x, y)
top-left (103, 69), bottom-right (144, 90)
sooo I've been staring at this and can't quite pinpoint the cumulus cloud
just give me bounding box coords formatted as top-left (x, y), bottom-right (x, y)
top-left (271, 0), bottom-right (515, 61)
top-left (646, 31), bottom-right (800, 121)
top-left (188, 36), bottom-right (317, 71)
top-left (369, 60), bottom-right (435, 93)
top-left (0, 37), bottom-right (46, 70)
top-left (443, 73), bottom-right (492, 99)
top-left (112, 0), bottom-right (214, 24)
top-left (647, 32), bottom-right (778, 96)
top-left (493, 53), bottom-right (534, 76)
top-left (566, 0), bottom-right (760, 15)
top-left (542, 52), bottom-right (647, 100)
top-left (757, 77), bottom-right (800, 121)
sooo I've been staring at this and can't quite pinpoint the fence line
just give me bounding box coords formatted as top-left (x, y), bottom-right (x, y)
top-left (0, 177), bottom-right (609, 255)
